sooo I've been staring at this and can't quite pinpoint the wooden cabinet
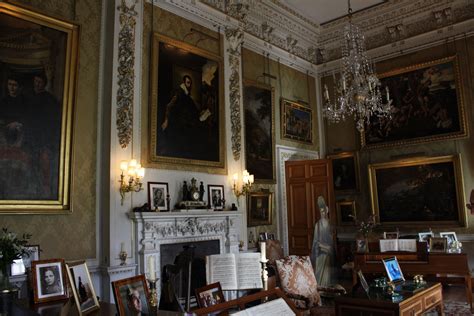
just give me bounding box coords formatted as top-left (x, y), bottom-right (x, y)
top-left (285, 159), bottom-right (334, 255)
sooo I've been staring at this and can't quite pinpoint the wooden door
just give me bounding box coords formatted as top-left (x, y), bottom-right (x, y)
top-left (285, 159), bottom-right (334, 255)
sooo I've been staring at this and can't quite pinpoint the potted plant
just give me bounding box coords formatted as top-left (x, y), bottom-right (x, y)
top-left (0, 228), bottom-right (31, 290)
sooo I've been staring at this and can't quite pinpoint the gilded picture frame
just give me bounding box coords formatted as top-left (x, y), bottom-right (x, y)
top-left (368, 155), bottom-right (466, 227)
top-left (336, 200), bottom-right (356, 226)
top-left (66, 261), bottom-right (100, 315)
top-left (243, 80), bottom-right (275, 184)
top-left (328, 151), bottom-right (360, 193)
top-left (362, 56), bottom-right (467, 149)
top-left (149, 33), bottom-right (226, 174)
top-left (0, 3), bottom-right (78, 213)
top-left (281, 98), bottom-right (313, 144)
top-left (247, 191), bottom-right (273, 227)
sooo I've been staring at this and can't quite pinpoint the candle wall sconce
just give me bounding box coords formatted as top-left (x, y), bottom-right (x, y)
top-left (119, 159), bottom-right (145, 205)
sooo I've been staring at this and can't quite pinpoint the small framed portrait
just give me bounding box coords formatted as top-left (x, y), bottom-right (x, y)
top-left (66, 261), bottom-right (100, 315)
top-left (195, 282), bottom-right (225, 308)
top-left (32, 258), bottom-right (68, 303)
top-left (418, 231), bottom-right (434, 242)
top-left (384, 232), bottom-right (399, 239)
top-left (247, 191), bottom-right (273, 227)
top-left (382, 257), bottom-right (405, 283)
top-left (148, 182), bottom-right (169, 211)
top-left (328, 152), bottom-right (359, 193)
top-left (336, 200), bottom-right (356, 225)
top-left (112, 275), bottom-right (150, 316)
top-left (430, 237), bottom-right (448, 253)
top-left (11, 244), bottom-right (40, 276)
top-left (440, 232), bottom-right (458, 247)
top-left (356, 239), bottom-right (367, 253)
top-left (357, 270), bottom-right (369, 294)
top-left (208, 184), bottom-right (224, 210)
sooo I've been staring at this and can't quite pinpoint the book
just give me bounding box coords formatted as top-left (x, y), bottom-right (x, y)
top-left (233, 298), bottom-right (295, 316)
top-left (206, 253), bottom-right (263, 290)
top-left (379, 239), bottom-right (417, 252)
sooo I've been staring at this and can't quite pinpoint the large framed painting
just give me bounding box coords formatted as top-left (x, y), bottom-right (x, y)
top-left (328, 151), bottom-right (359, 193)
top-left (150, 33), bottom-right (225, 174)
top-left (362, 56), bottom-right (467, 149)
top-left (0, 3), bottom-right (78, 213)
top-left (281, 98), bottom-right (312, 144)
top-left (243, 80), bottom-right (275, 183)
top-left (368, 155), bottom-right (466, 227)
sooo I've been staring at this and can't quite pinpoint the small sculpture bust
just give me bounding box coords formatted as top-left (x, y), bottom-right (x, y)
top-left (182, 181), bottom-right (188, 201)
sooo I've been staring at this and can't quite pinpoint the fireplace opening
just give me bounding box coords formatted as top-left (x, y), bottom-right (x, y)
top-left (159, 240), bottom-right (220, 311)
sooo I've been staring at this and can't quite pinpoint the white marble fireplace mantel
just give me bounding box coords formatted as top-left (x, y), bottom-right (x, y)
top-left (128, 211), bottom-right (242, 297)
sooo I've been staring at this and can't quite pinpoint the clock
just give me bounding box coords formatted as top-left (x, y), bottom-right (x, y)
top-left (189, 178), bottom-right (200, 201)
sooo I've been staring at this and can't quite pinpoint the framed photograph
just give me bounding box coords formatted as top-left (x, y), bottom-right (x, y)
top-left (429, 237), bottom-right (448, 253)
top-left (11, 244), bottom-right (40, 276)
top-left (357, 270), bottom-right (369, 294)
top-left (247, 191), bottom-right (273, 226)
top-left (418, 231), bottom-right (434, 242)
top-left (148, 182), bottom-right (169, 211)
top-left (281, 98), bottom-right (313, 144)
top-left (66, 261), bottom-right (100, 314)
top-left (384, 232), bottom-right (399, 239)
top-left (382, 257), bottom-right (405, 283)
top-left (207, 185), bottom-right (224, 210)
top-left (150, 33), bottom-right (225, 174)
top-left (32, 258), bottom-right (68, 303)
top-left (356, 239), bottom-right (367, 253)
top-left (0, 3), bottom-right (78, 213)
top-left (112, 275), bottom-right (150, 316)
top-left (243, 80), bottom-right (275, 183)
top-left (336, 200), bottom-right (356, 225)
top-left (362, 56), bottom-right (467, 149)
top-left (368, 155), bottom-right (466, 226)
top-left (328, 152), bottom-right (359, 193)
top-left (440, 231), bottom-right (458, 247)
top-left (195, 282), bottom-right (225, 308)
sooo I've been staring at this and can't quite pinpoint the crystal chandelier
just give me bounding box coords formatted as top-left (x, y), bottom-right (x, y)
top-left (323, 0), bottom-right (392, 132)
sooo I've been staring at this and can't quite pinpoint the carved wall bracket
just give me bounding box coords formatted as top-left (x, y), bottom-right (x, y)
top-left (116, 0), bottom-right (137, 148)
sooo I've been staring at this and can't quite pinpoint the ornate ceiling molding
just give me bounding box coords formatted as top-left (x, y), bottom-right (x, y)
top-left (319, 0), bottom-right (474, 63)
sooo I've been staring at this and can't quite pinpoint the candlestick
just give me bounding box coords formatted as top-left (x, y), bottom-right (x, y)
top-left (148, 256), bottom-right (156, 281)
top-left (260, 241), bottom-right (266, 262)
top-left (120, 242), bottom-right (125, 253)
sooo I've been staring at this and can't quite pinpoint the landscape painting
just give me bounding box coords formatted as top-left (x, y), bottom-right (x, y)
top-left (243, 80), bottom-right (275, 183)
top-left (368, 155), bottom-right (465, 226)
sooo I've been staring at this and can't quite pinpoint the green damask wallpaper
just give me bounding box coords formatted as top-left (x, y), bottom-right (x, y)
top-left (1, 0), bottom-right (100, 259)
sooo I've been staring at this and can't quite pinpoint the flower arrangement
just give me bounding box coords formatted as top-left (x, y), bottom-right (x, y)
top-left (0, 228), bottom-right (31, 277)
top-left (351, 214), bottom-right (379, 238)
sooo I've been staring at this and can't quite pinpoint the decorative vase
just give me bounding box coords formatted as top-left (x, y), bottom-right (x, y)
top-left (0, 265), bottom-right (17, 316)
top-left (0, 265), bottom-right (10, 291)
top-left (364, 237), bottom-right (370, 253)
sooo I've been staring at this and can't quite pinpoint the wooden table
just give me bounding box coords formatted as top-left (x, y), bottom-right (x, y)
top-left (354, 251), bottom-right (472, 308)
top-left (335, 282), bottom-right (443, 316)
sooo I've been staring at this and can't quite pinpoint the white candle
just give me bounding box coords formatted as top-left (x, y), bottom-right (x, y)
top-left (120, 242), bottom-right (125, 253)
top-left (148, 256), bottom-right (156, 280)
top-left (324, 84), bottom-right (330, 100)
top-left (260, 241), bottom-right (266, 262)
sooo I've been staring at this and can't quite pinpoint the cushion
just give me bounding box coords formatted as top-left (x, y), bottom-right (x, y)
top-left (275, 255), bottom-right (320, 309)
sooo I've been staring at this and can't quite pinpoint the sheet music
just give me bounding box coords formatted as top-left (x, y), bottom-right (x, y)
top-left (233, 298), bottom-right (295, 316)
top-left (398, 239), bottom-right (417, 252)
top-left (236, 252), bottom-right (262, 289)
top-left (380, 239), bottom-right (398, 252)
top-left (206, 254), bottom-right (238, 290)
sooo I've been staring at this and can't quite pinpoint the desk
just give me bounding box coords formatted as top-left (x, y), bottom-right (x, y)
top-left (354, 251), bottom-right (472, 308)
top-left (335, 282), bottom-right (443, 316)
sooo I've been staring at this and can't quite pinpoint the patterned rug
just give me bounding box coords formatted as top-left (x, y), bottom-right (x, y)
top-left (425, 301), bottom-right (473, 316)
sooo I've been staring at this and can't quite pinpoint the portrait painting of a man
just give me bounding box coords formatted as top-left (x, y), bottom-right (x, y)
top-left (151, 34), bottom-right (224, 173)
top-left (0, 3), bottom-right (77, 212)
top-left (248, 192), bottom-right (272, 226)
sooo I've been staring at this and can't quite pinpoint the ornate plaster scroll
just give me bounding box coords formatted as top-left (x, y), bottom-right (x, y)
top-left (116, 0), bottom-right (137, 148)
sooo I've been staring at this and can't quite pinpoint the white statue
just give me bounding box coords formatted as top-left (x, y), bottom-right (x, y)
top-left (310, 196), bottom-right (334, 287)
